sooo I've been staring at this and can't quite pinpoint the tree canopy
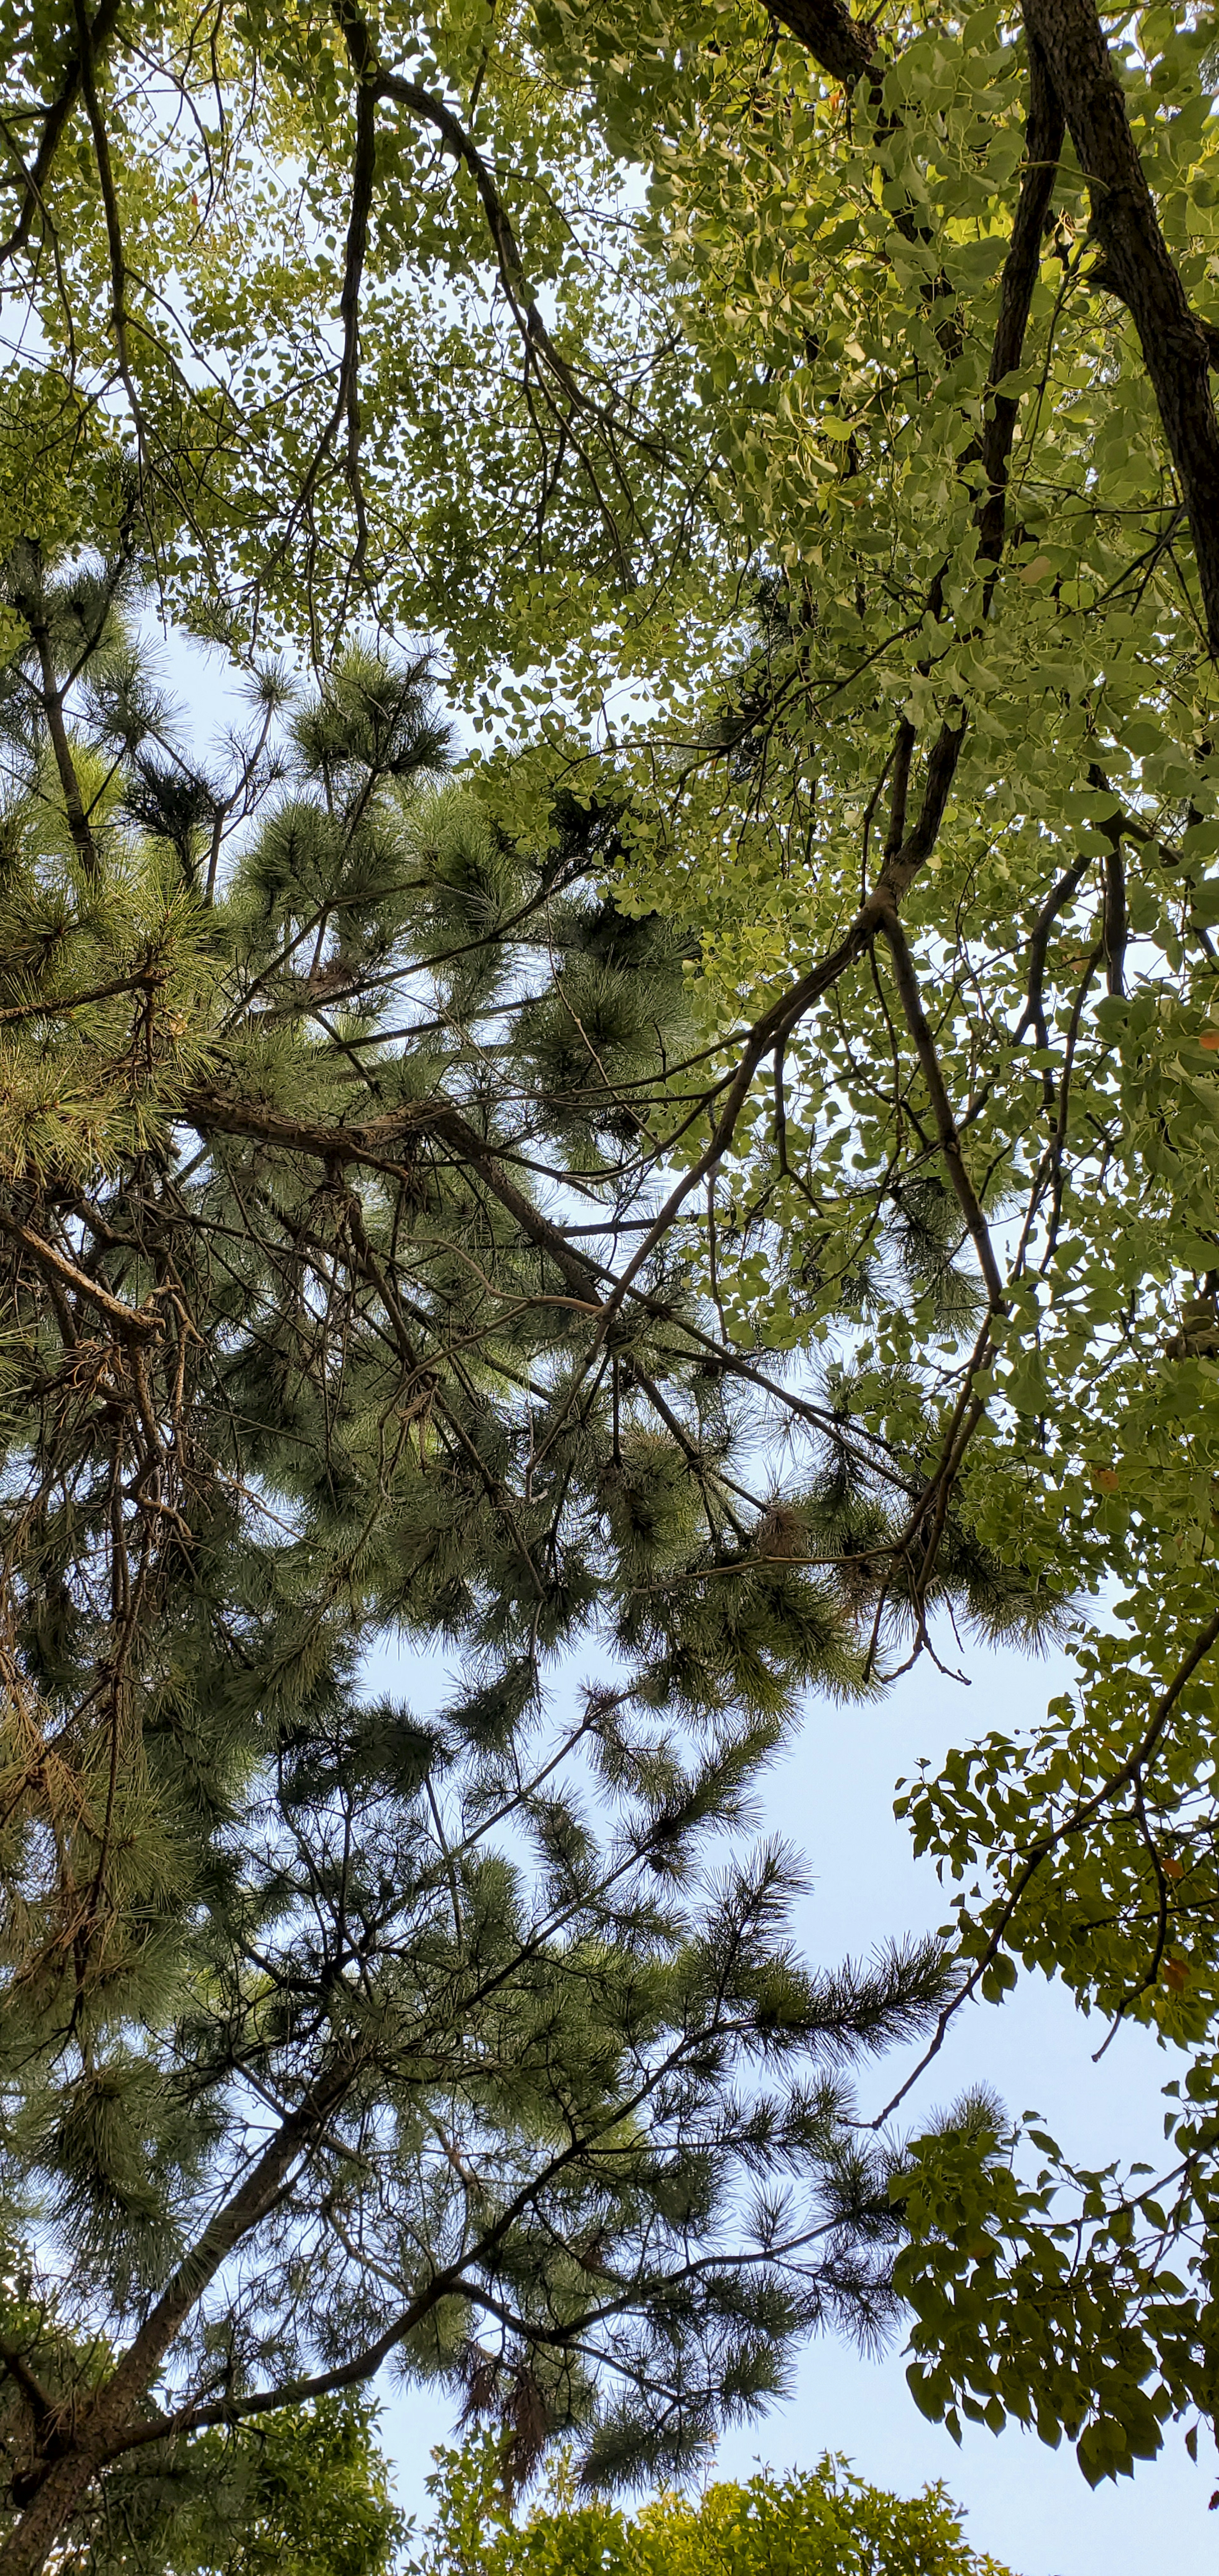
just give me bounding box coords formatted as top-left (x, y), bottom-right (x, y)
top-left (402, 2432), bottom-right (1017, 2576)
top-left (3, 0), bottom-right (1219, 2549)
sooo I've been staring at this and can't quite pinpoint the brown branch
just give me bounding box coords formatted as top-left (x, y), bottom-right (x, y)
top-left (875, 718), bottom-right (967, 910)
top-left (0, 1213), bottom-right (161, 1340)
top-left (0, 0), bottom-right (124, 267)
top-left (605, 920), bottom-right (869, 1315)
top-left (72, 0), bottom-right (146, 454)
top-left (0, 971), bottom-right (163, 1026)
top-left (770, 0), bottom-right (1219, 654)
top-left (0, 2341), bottom-right (56, 2430)
top-left (339, 69), bottom-right (376, 569)
top-left (883, 719), bottom-right (915, 861)
top-left (1024, 0), bottom-right (1219, 650)
top-left (332, 1), bottom-right (604, 429)
top-left (181, 1087), bottom-right (603, 1303)
top-left (851, 53), bottom-right (1065, 915)
top-left (1091, 1772), bottom-right (1171, 2057)
top-left (17, 609), bottom-right (99, 875)
top-left (111, 2074), bottom-right (359, 2413)
top-left (763, 5), bottom-right (1065, 911)
top-left (192, 745), bottom-right (973, 1437)
top-left (1101, 821), bottom-right (1127, 997)
top-left (0, 2065), bottom-right (365, 2574)
top-left (818, 193), bottom-right (1040, 869)
top-left (1012, 851), bottom-right (1091, 1047)
top-left (372, 66), bottom-right (587, 409)
top-left (289, 17), bottom-right (377, 548)
top-left (875, 906), bottom-right (1006, 1309)
top-left (1043, 935), bottom-right (1103, 1262)
top-left (97, 2325), bottom-right (434, 2454)
top-left (767, 0), bottom-right (876, 87)
top-left (977, 25), bottom-right (1066, 570)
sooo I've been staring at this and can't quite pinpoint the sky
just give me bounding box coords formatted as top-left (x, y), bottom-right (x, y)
top-left (151, 626), bottom-right (1218, 2576)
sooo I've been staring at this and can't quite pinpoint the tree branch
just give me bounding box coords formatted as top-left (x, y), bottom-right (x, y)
top-left (873, 1599), bottom-right (1219, 2125)
top-left (0, 1212), bottom-right (162, 1340)
top-left (0, 2059), bottom-right (365, 2562)
top-left (977, 22), bottom-right (1066, 570)
top-left (875, 906), bottom-right (1006, 1309)
top-left (15, 604), bottom-right (100, 875)
top-left (1012, 851), bottom-right (1091, 1046)
top-left (767, 0), bottom-right (876, 87)
top-left (0, 0), bottom-right (124, 266)
top-left (1024, 0), bottom-right (1219, 649)
top-left (72, 0), bottom-right (139, 433)
top-left (332, 1), bottom-right (603, 429)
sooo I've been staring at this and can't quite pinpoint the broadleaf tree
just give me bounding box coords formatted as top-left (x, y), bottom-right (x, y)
top-left (400, 2428), bottom-right (1018, 2576)
top-left (5, 0), bottom-right (1219, 2524)
top-left (64, 2393), bottom-right (407, 2576)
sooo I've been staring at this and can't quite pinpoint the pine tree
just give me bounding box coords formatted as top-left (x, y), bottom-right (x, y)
top-left (0, 552), bottom-right (1057, 2576)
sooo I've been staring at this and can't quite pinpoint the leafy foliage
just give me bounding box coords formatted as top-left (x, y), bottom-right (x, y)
top-left (402, 2431), bottom-right (1016, 2576)
top-left (8, 0), bottom-right (1219, 2530)
top-left (79, 2397), bottom-right (405, 2576)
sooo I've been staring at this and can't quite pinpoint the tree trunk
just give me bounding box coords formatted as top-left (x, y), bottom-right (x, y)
top-left (1023, 0), bottom-right (1219, 651)
top-left (0, 2454), bottom-right (99, 2576)
top-left (0, 2068), bottom-right (358, 2576)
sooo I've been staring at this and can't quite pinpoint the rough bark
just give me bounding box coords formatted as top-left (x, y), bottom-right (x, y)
top-left (0, 2457), bottom-right (100, 2576)
top-left (1015, 0), bottom-right (1219, 648)
top-left (769, 0), bottom-right (876, 85)
top-left (0, 0), bottom-right (124, 266)
top-left (978, 24), bottom-right (1066, 569)
top-left (770, 0), bottom-right (1219, 649)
